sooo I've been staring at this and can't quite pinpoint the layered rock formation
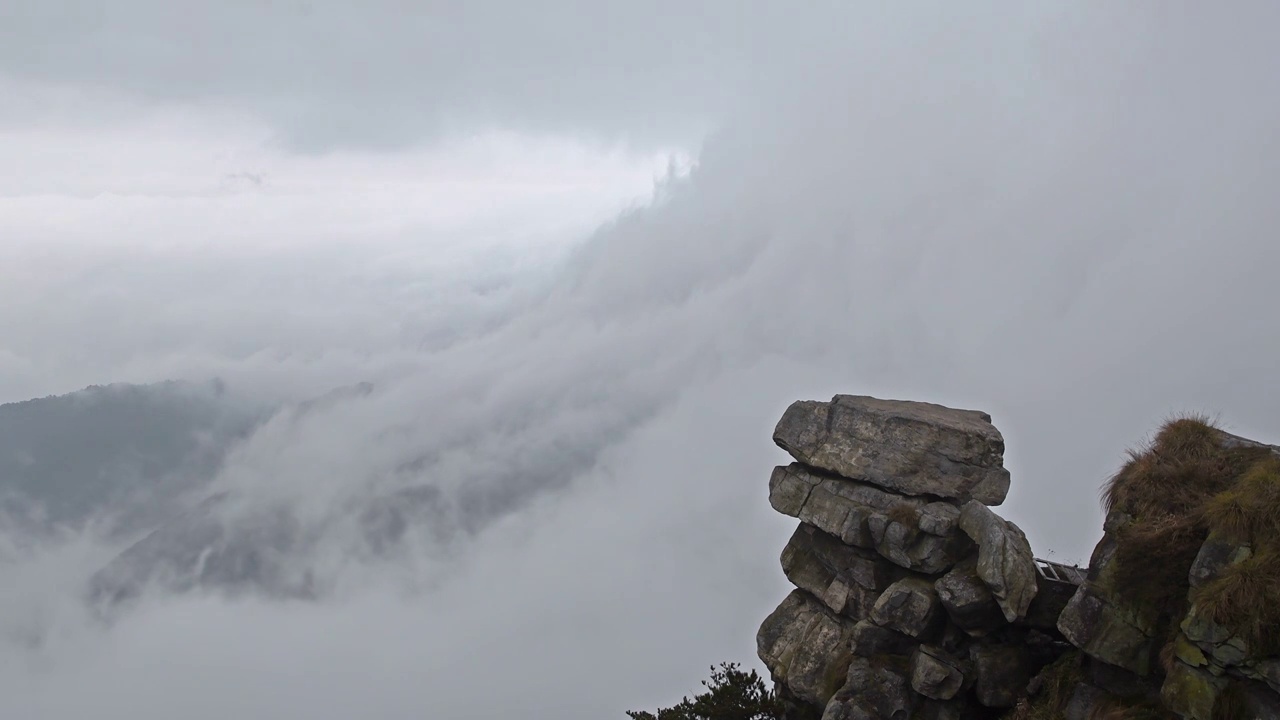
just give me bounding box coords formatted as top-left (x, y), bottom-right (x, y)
top-left (757, 397), bottom-right (1280, 720)
top-left (758, 396), bottom-right (1074, 719)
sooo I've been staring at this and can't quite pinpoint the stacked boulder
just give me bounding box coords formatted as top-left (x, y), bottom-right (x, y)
top-left (757, 396), bottom-right (1072, 719)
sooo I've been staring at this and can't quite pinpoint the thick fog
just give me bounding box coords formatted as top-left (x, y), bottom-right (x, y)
top-left (4, 2), bottom-right (1280, 718)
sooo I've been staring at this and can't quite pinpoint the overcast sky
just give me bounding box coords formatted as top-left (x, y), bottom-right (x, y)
top-left (3, 2), bottom-right (1280, 718)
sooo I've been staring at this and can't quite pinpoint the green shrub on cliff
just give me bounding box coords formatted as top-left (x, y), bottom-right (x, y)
top-left (626, 663), bottom-right (786, 720)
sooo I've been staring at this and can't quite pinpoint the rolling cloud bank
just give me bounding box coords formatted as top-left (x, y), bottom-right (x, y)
top-left (2, 3), bottom-right (1280, 718)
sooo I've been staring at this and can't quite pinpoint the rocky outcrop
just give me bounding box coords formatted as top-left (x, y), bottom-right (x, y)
top-left (1050, 424), bottom-right (1280, 720)
top-left (758, 397), bottom-right (1280, 719)
top-left (758, 396), bottom-right (1074, 720)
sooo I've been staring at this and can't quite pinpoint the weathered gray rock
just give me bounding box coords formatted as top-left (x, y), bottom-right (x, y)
top-left (757, 589), bottom-right (857, 707)
top-left (898, 533), bottom-right (971, 576)
top-left (1057, 584), bottom-right (1158, 677)
top-left (969, 644), bottom-right (1031, 709)
top-left (770, 464), bottom-right (969, 574)
top-left (958, 500), bottom-right (1038, 622)
top-left (911, 645), bottom-right (967, 700)
top-left (867, 511), bottom-right (973, 575)
top-left (768, 462), bottom-right (824, 518)
top-left (850, 619), bottom-right (919, 658)
top-left (1181, 604), bottom-right (1251, 670)
top-left (1056, 514), bottom-right (1163, 678)
top-left (773, 395), bottom-right (1010, 505)
top-left (769, 463), bottom-right (923, 548)
top-left (870, 577), bottom-right (942, 639)
top-left (1160, 660), bottom-right (1226, 720)
top-left (1181, 605), bottom-right (1233, 648)
top-left (917, 502), bottom-right (962, 537)
top-left (822, 656), bottom-right (915, 720)
top-left (1188, 532), bottom-right (1251, 589)
top-left (781, 524), bottom-right (887, 618)
top-left (934, 560), bottom-right (1006, 635)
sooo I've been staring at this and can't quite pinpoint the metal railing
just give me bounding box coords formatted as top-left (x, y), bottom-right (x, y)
top-left (1033, 558), bottom-right (1087, 586)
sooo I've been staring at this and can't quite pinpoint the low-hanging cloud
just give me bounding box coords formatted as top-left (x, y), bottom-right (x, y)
top-left (4, 2), bottom-right (1280, 718)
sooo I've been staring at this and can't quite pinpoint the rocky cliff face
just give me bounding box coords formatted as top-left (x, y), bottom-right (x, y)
top-left (756, 396), bottom-right (1280, 720)
top-left (1055, 424), bottom-right (1280, 720)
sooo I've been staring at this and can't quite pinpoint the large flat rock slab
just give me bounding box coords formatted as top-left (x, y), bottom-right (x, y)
top-left (768, 463), bottom-right (973, 574)
top-left (773, 395), bottom-right (1010, 506)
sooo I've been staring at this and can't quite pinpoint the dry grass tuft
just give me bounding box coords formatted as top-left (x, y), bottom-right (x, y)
top-left (1111, 512), bottom-right (1205, 614)
top-left (1204, 458), bottom-right (1280, 543)
top-left (885, 502), bottom-right (920, 528)
top-left (1103, 416), bottom-right (1267, 520)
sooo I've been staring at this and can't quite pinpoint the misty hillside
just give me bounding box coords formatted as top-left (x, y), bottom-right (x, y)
top-left (81, 380), bottom-right (465, 612)
top-left (0, 381), bottom-right (263, 535)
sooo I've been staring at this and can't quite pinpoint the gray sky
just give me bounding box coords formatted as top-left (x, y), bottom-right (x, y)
top-left (4, 2), bottom-right (1280, 718)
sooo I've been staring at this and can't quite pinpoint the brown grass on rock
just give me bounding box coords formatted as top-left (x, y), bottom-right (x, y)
top-left (885, 502), bottom-right (920, 528)
top-left (1100, 415), bottom-right (1278, 668)
top-left (1204, 457), bottom-right (1280, 543)
top-left (1103, 416), bottom-right (1266, 520)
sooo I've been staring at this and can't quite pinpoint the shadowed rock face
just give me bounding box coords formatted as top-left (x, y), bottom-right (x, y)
top-left (823, 656), bottom-right (915, 720)
top-left (935, 560), bottom-right (1005, 636)
top-left (910, 645), bottom-right (967, 701)
top-left (781, 524), bottom-right (891, 619)
top-left (870, 578), bottom-right (943, 640)
top-left (773, 395), bottom-right (1011, 506)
